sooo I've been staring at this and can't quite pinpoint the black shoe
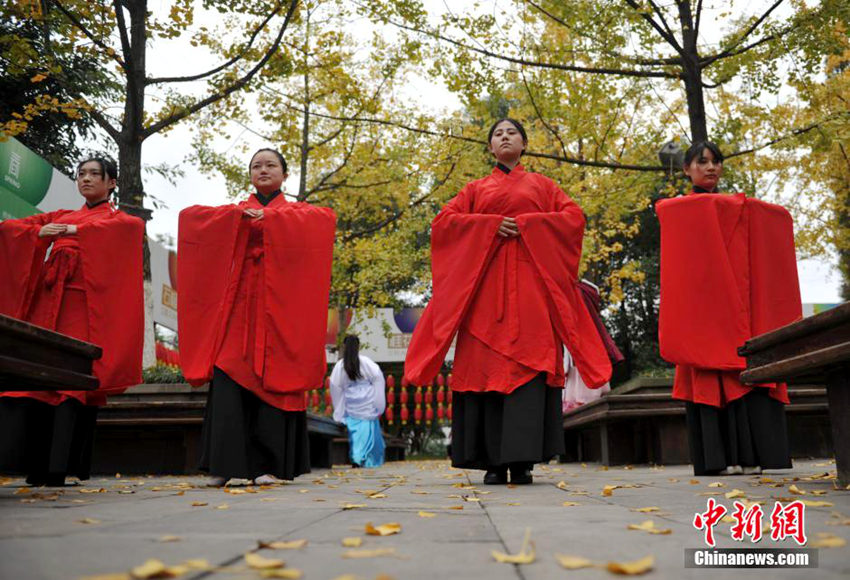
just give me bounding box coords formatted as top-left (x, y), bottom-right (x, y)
top-left (351, 463), bottom-right (361, 469)
top-left (483, 468), bottom-right (508, 485)
top-left (509, 464), bottom-right (533, 485)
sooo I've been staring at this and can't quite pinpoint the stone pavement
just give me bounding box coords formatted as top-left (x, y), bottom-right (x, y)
top-left (1, 459), bottom-right (848, 580)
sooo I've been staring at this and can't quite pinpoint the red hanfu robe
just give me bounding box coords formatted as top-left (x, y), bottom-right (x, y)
top-left (404, 165), bottom-right (612, 393)
top-left (0, 202), bottom-right (145, 406)
top-left (177, 194), bottom-right (335, 411)
top-left (657, 192), bottom-right (802, 407)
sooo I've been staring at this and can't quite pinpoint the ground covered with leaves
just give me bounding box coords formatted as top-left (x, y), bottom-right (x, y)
top-left (1, 459), bottom-right (848, 579)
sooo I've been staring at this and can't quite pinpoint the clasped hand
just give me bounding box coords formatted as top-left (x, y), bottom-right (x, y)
top-left (498, 216), bottom-right (519, 238)
top-left (38, 223), bottom-right (77, 238)
top-left (243, 208), bottom-right (264, 220)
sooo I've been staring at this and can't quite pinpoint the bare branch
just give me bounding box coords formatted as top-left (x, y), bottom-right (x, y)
top-left (726, 115), bottom-right (847, 158)
top-left (142, 0), bottom-right (299, 138)
top-left (520, 73), bottom-right (570, 160)
top-left (146, 4), bottom-right (285, 85)
top-left (622, 0), bottom-right (684, 56)
top-left (380, 16), bottom-right (679, 79)
top-left (707, 0), bottom-right (785, 64)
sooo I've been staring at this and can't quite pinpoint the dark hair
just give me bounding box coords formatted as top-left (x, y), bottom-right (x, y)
top-left (487, 118), bottom-right (528, 148)
top-left (342, 335), bottom-right (361, 381)
top-left (76, 156), bottom-right (118, 194)
top-left (249, 148), bottom-right (287, 174)
top-left (683, 141), bottom-right (724, 167)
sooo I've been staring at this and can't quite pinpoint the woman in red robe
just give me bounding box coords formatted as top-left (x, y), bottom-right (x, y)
top-left (0, 157), bottom-right (144, 486)
top-left (405, 119), bottom-right (612, 485)
top-left (178, 149), bottom-right (335, 486)
top-left (657, 141), bottom-right (802, 475)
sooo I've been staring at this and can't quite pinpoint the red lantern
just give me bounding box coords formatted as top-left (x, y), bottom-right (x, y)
top-left (424, 386), bottom-right (433, 405)
top-left (401, 405), bottom-right (409, 424)
top-left (426, 405), bottom-right (434, 423)
top-left (386, 384), bottom-right (395, 405)
top-left (414, 386), bottom-right (422, 405)
top-left (401, 376), bottom-right (409, 388)
top-left (447, 403), bottom-right (452, 420)
top-left (447, 389), bottom-right (453, 404)
top-left (437, 403), bottom-right (445, 420)
top-left (386, 406), bottom-right (394, 424)
top-left (400, 386), bottom-right (409, 405)
top-left (437, 374), bottom-right (445, 387)
top-left (387, 374), bottom-right (396, 388)
top-left (447, 373), bottom-right (453, 388)
top-left (414, 405), bottom-right (422, 423)
top-left (436, 386), bottom-right (445, 404)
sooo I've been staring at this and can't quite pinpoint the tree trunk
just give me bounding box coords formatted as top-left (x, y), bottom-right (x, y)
top-left (677, 0), bottom-right (708, 143)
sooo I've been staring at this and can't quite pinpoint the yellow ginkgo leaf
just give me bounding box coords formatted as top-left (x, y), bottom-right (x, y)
top-left (632, 507), bottom-right (660, 513)
top-left (811, 490), bottom-right (828, 496)
top-left (260, 539), bottom-right (308, 550)
top-left (724, 489), bottom-right (746, 499)
top-left (788, 485), bottom-right (806, 495)
top-left (606, 554), bottom-right (655, 575)
top-left (800, 499), bottom-right (833, 507)
top-left (183, 560), bottom-right (211, 570)
top-left (418, 511), bottom-right (436, 518)
top-left (809, 533), bottom-right (846, 548)
top-left (190, 501), bottom-right (208, 507)
top-left (369, 493), bottom-right (387, 499)
top-left (556, 481), bottom-right (568, 490)
top-left (245, 552), bottom-right (285, 570)
top-left (77, 518), bottom-right (101, 525)
top-left (30, 74), bottom-right (48, 83)
top-left (341, 548), bottom-right (397, 559)
top-left (602, 485), bottom-right (619, 496)
top-left (492, 528), bottom-right (535, 565)
top-left (260, 570), bottom-right (303, 579)
top-left (554, 554), bottom-right (593, 569)
top-left (341, 537), bottom-right (362, 547)
top-left (158, 535), bottom-right (181, 543)
top-left (562, 501), bottom-right (580, 507)
top-left (130, 559), bottom-right (168, 579)
top-left (341, 503), bottom-right (367, 510)
top-left (216, 504), bottom-right (229, 510)
top-left (365, 522), bottom-right (401, 536)
top-left (708, 482), bottom-right (725, 488)
top-left (448, 505), bottom-right (464, 510)
top-left (627, 520), bottom-right (672, 535)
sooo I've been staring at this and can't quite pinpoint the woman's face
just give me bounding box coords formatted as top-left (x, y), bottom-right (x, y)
top-left (250, 151), bottom-right (286, 195)
top-left (488, 121), bottom-right (526, 164)
top-left (76, 161), bottom-right (114, 203)
top-left (684, 147), bottom-right (723, 191)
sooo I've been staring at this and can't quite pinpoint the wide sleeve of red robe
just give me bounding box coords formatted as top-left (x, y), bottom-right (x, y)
top-left (0, 204), bottom-right (145, 401)
top-left (656, 193), bottom-right (802, 406)
top-left (177, 196), bottom-right (336, 403)
top-left (404, 166), bottom-right (611, 392)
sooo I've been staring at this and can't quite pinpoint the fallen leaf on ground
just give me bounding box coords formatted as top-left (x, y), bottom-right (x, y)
top-left (708, 482), bottom-right (725, 488)
top-left (811, 490), bottom-right (828, 496)
top-left (562, 501), bottom-right (580, 507)
top-left (632, 507), bottom-right (660, 513)
top-left (261, 498), bottom-right (281, 502)
top-left (556, 481), bottom-right (568, 490)
top-left (627, 520), bottom-right (671, 535)
top-left (341, 503), bottom-right (367, 510)
top-left (463, 496), bottom-right (480, 502)
top-left (183, 559), bottom-right (210, 570)
top-left (245, 552), bottom-right (285, 570)
top-left (800, 500), bottom-right (834, 507)
top-left (689, 479), bottom-right (700, 485)
top-left (448, 505), bottom-right (464, 510)
top-left (369, 493), bottom-right (387, 499)
top-left (788, 485), bottom-right (806, 495)
top-left (506, 503), bottom-right (521, 506)
top-left (809, 533), bottom-right (846, 548)
top-left (668, 478), bottom-right (679, 483)
top-left (721, 516), bottom-right (736, 524)
top-left (158, 536), bottom-right (181, 543)
top-left (342, 537), bottom-right (362, 547)
top-left (190, 501), bottom-right (208, 507)
top-left (607, 554), bottom-right (654, 575)
top-left (365, 522), bottom-right (401, 536)
top-left (131, 559), bottom-right (168, 579)
top-left (259, 540), bottom-right (308, 550)
top-left (77, 518), bottom-right (101, 524)
top-left (298, 490), bottom-right (310, 494)
top-left (216, 504), bottom-right (229, 510)
top-left (225, 489), bottom-right (247, 495)
top-left (602, 485), bottom-right (619, 496)
top-left (418, 511), bottom-right (436, 518)
top-left (260, 570), bottom-right (303, 579)
top-left (80, 488), bottom-right (107, 494)
top-left (342, 548), bottom-right (398, 559)
top-left (724, 489), bottom-right (746, 499)
top-left (554, 554), bottom-right (593, 570)
top-left (491, 528), bottom-right (535, 564)
top-left (410, 490), bottom-right (429, 495)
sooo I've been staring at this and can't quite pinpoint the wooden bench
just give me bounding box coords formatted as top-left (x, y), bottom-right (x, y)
top-left (92, 383), bottom-right (404, 474)
top-left (0, 313), bottom-right (100, 392)
top-left (562, 377), bottom-right (832, 466)
top-left (740, 301), bottom-right (850, 485)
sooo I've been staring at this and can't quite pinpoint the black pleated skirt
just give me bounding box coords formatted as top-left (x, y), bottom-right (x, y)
top-left (686, 387), bottom-right (792, 475)
top-left (451, 373), bottom-right (565, 470)
top-left (0, 397), bottom-right (98, 485)
top-left (199, 367), bottom-right (311, 480)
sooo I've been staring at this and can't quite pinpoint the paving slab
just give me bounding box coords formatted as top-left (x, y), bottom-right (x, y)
top-left (1, 459), bottom-right (848, 580)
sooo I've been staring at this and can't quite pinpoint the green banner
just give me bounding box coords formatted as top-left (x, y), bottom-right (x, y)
top-left (0, 183), bottom-right (41, 219)
top-left (0, 137), bottom-right (53, 206)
